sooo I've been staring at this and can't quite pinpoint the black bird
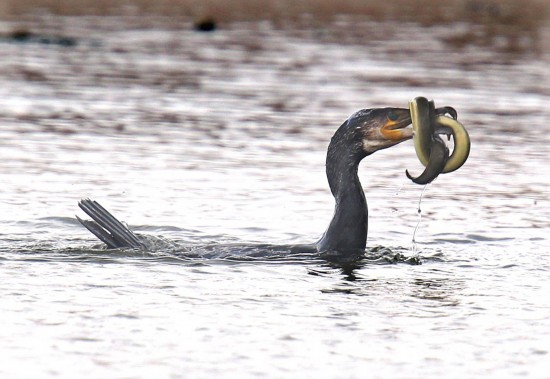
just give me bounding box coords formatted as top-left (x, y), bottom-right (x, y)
top-left (316, 108), bottom-right (412, 257)
top-left (77, 108), bottom-right (413, 259)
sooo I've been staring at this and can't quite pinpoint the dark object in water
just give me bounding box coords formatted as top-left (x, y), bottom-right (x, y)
top-left (5, 29), bottom-right (77, 47)
top-left (78, 108), bottom-right (414, 260)
top-left (10, 29), bottom-right (33, 42)
top-left (194, 18), bottom-right (217, 32)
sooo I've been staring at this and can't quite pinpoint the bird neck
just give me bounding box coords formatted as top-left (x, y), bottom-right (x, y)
top-left (318, 135), bottom-right (368, 253)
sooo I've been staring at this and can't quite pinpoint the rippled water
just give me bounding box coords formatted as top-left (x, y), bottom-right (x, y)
top-left (1, 16), bottom-right (549, 378)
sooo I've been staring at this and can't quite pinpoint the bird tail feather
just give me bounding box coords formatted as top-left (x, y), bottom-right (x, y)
top-left (77, 199), bottom-right (144, 249)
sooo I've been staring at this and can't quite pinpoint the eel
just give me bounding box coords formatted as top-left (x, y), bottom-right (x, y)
top-left (406, 97), bottom-right (471, 183)
top-left (406, 135), bottom-right (449, 184)
top-left (434, 115), bottom-right (471, 173)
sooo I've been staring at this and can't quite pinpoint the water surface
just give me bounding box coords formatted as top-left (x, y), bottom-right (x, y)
top-left (0, 17), bottom-right (549, 378)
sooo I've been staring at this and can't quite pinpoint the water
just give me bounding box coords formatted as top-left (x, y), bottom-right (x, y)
top-left (1, 16), bottom-right (549, 378)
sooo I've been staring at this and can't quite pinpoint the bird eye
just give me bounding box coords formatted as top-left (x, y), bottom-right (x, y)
top-left (387, 111), bottom-right (399, 121)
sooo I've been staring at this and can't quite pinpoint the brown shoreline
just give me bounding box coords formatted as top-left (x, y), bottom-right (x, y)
top-left (1, 1), bottom-right (549, 55)
top-left (1, 0), bottom-right (548, 26)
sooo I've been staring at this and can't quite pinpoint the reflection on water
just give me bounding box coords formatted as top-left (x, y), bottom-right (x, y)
top-left (409, 278), bottom-right (463, 308)
top-left (0, 15), bottom-right (549, 379)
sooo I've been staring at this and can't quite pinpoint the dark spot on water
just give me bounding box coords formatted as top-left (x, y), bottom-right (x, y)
top-left (194, 18), bottom-right (217, 32)
top-left (280, 334), bottom-right (298, 341)
top-left (307, 270), bottom-right (322, 276)
top-left (10, 29), bottom-right (32, 41)
top-left (20, 68), bottom-right (48, 82)
top-left (72, 337), bottom-right (101, 342)
top-left (5, 29), bottom-right (78, 47)
top-left (112, 313), bottom-right (139, 319)
top-left (499, 264), bottom-right (517, 269)
top-left (465, 234), bottom-right (514, 242)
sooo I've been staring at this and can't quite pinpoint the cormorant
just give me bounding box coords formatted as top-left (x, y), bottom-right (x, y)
top-left (315, 107), bottom-right (412, 256)
top-left (77, 108), bottom-right (415, 258)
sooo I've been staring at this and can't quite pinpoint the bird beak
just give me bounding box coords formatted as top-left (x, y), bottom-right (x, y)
top-left (380, 109), bottom-right (413, 143)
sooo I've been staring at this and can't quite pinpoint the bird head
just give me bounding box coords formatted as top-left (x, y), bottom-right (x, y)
top-left (348, 108), bottom-right (413, 155)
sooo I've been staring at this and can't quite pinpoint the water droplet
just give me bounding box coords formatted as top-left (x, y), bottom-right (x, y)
top-left (411, 184), bottom-right (429, 257)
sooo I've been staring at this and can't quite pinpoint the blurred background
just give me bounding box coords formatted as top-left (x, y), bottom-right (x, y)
top-left (1, 0), bottom-right (549, 51)
top-left (1, 0), bottom-right (549, 37)
top-left (1, 2), bottom-right (550, 378)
